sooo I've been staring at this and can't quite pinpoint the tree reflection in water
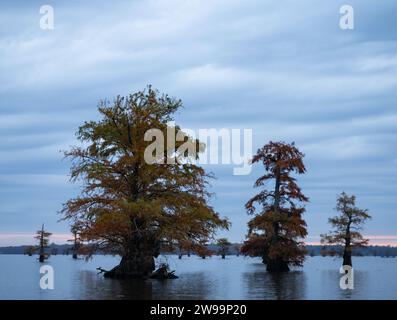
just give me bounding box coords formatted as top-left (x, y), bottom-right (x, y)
top-left (75, 270), bottom-right (212, 300)
top-left (243, 265), bottom-right (307, 299)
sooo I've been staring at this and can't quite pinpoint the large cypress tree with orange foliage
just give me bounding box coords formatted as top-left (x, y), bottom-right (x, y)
top-left (241, 141), bottom-right (308, 272)
top-left (61, 86), bottom-right (229, 278)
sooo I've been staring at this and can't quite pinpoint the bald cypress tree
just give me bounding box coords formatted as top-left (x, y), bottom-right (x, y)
top-left (61, 87), bottom-right (229, 278)
top-left (321, 192), bottom-right (371, 267)
top-left (241, 141), bottom-right (308, 272)
top-left (35, 224), bottom-right (52, 262)
top-left (217, 238), bottom-right (231, 259)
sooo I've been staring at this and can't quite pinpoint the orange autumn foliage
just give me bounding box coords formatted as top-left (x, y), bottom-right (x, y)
top-left (241, 141), bottom-right (308, 271)
top-left (61, 87), bottom-right (229, 264)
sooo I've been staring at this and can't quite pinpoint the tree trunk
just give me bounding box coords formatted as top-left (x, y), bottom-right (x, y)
top-left (263, 168), bottom-right (290, 272)
top-left (343, 223), bottom-right (352, 267)
top-left (73, 236), bottom-right (78, 260)
top-left (343, 240), bottom-right (352, 267)
top-left (221, 254), bottom-right (225, 259)
top-left (39, 254), bottom-right (45, 263)
top-left (104, 234), bottom-right (159, 279)
top-left (343, 250), bottom-right (352, 267)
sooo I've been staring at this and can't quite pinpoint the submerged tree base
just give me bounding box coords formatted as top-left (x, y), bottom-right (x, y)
top-left (343, 255), bottom-right (352, 267)
top-left (102, 256), bottom-right (155, 279)
top-left (265, 259), bottom-right (290, 272)
top-left (98, 263), bottom-right (178, 280)
top-left (97, 251), bottom-right (178, 280)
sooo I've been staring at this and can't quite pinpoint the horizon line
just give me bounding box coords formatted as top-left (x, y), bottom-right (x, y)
top-left (1, 232), bottom-right (397, 247)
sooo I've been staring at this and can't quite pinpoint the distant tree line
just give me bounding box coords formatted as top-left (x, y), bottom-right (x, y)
top-left (5, 243), bottom-right (396, 258)
top-left (306, 245), bottom-right (397, 258)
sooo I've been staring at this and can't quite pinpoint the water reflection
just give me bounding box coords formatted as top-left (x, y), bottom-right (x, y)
top-left (151, 272), bottom-right (213, 299)
top-left (243, 264), bottom-right (307, 299)
top-left (75, 271), bottom-right (153, 299)
top-left (75, 270), bottom-right (215, 300)
top-left (0, 255), bottom-right (395, 299)
top-left (319, 269), bottom-right (368, 300)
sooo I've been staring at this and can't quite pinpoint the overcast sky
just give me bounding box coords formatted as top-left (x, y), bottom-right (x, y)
top-left (1, 0), bottom-right (397, 246)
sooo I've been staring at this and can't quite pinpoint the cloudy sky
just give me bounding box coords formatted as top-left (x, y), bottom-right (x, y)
top-left (1, 0), bottom-right (397, 246)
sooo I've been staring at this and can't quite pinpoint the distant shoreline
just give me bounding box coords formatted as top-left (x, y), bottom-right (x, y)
top-left (1, 244), bottom-right (397, 257)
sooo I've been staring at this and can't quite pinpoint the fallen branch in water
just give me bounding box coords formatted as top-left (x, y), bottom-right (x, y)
top-left (149, 265), bottom-right (179, 279)
top-left (96, 267), bottom-right (109, 274)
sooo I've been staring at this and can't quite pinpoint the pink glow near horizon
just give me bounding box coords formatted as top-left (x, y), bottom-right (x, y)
top-left (0, 233), bottom-right (397, 247)
top-left (0, 233), bottom-right (71, 246)
top-left (306, 235), bottom-right (397, 247)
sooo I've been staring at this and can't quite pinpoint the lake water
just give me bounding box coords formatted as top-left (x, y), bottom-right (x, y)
top-left (0, 255), bottom-right (396, 300)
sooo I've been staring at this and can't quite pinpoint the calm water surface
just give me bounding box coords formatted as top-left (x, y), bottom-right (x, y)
top-left (0, 255), bottom-right (396, 299)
